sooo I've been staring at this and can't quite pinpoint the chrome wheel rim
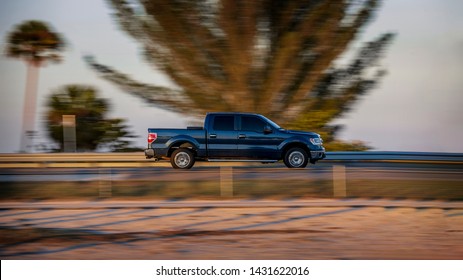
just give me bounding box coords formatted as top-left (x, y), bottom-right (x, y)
top-left (174, 151), bottom-right (191, 168)
top-left (289, 151), bottom-right (304, 167)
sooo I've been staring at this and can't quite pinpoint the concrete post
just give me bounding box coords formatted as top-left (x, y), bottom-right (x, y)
top-left (99, 168), bottom-right (112, 198)
top-left (333, 165), bottom-right (347, 197)
top-left (220, 166), bottom-right (233, 197)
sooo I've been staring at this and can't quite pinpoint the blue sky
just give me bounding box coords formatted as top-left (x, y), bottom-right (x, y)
top-left (0, 0), bottom-right (462, 153)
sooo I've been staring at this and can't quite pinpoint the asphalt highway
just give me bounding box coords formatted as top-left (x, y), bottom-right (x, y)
top-left (1, 162), bottom-right (462, 182)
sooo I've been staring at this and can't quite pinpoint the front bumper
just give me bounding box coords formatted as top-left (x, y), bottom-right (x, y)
top-left (310, 148), bottom-right (326, 161)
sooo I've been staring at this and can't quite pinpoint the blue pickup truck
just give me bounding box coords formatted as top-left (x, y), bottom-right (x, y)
top-left (145, 112), bottom-right (325, 169)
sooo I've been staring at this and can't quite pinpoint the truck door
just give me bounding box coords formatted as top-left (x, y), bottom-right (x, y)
top-left (237, 115), bottom-right (282, 159)
top-left (207, 115), bottom-right (238, 158)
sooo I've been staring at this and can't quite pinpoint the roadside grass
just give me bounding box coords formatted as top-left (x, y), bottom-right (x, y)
top-left (0, 178), bottom-right (462, 201)
top-left (347, 179), bottom-right (463, 201)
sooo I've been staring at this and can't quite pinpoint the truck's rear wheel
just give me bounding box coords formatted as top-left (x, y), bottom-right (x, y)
top-left (284, 147), bottom-right (309, 168)
top-left (171, 148), bottom-right (195, 169)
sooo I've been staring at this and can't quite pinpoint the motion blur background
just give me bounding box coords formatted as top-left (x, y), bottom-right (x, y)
top-left (0, 0), bottom-right (462, 153)
top-left (1, 1), bottom-right (463, 260)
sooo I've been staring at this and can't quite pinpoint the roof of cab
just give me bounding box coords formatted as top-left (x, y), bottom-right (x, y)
top-left (206, 112), bottom-right (261, 116)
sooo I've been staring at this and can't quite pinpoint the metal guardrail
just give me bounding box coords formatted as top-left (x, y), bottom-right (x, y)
top-left (0, 151), bottom-right (462, 168)
top-left (325, 151), bottom-right (463, 162)
top-left (0, 152), bottom-right (158, 168)
top-left (0, 153), bottom-right (145, 162)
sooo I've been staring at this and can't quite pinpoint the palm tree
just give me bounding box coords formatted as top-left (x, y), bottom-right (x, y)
top-left (5, 20), bottom-right (65, 152)
top-left (46, 85), bottom-right (137, 152)
top-left (88, 0), bottom-right (394, 150)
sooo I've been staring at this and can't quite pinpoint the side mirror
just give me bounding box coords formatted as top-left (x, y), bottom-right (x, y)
top-left (263, 126), bottom-right (272, 134)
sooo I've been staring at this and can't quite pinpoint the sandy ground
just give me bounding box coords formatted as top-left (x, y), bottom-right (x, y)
top-left (1, 200), bottom-right (462, 259)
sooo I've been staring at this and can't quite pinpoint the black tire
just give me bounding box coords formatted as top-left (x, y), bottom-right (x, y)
top-left (170, 148), bottom-right (195, 169)
top-left (283, 147), bottom-right (309, 168)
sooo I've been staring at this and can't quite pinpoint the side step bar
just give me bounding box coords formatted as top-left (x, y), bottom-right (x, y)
top-left (207, 159), bottom-right (278, 163)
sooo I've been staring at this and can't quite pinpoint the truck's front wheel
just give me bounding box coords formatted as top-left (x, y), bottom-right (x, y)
top-left (171, 148), bottom-right (195, 169)
top-left (284, 147), bottom-right (309, 168)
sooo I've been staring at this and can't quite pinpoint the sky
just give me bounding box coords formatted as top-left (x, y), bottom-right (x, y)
top-left (0, 0), bottom-right (462, 153)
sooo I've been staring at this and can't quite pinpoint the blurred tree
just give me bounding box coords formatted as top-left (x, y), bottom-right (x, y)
top-left (88, 0), bottom-right (394, 150)
top-left (5, 20), bottom-right (65, 152)
top-left (46, 85), bottom-right (138, 152)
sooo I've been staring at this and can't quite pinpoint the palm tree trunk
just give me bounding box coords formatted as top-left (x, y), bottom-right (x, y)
top-left (20, 62), bottom-right (40, 152)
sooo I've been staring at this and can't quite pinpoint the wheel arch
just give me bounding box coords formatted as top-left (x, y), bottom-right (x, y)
top-left (167, 140), bottom-right (199, 157)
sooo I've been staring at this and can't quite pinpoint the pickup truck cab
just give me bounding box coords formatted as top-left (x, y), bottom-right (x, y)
top-left (145, 112), bottom-right (325, 169)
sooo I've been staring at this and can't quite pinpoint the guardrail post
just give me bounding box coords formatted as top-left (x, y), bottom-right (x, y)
top-left (220, 166), bottom-right (233, 197)
top-left (99, 168), bottom-right (112, 198)
top-left (333, 165), bottom-right (347, 197)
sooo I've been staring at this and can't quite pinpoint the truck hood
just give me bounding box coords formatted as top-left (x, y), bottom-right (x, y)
top-left (285, 130), bottom-right (321, 138)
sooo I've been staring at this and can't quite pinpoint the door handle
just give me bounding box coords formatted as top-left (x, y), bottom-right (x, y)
top-left (238, 134), bottom-right (246, 139)
top-left (210, 134), bottom-right (217, 138)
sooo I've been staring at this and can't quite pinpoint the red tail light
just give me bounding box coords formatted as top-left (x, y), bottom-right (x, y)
top-left (148, 133), bottom-right (157, 144)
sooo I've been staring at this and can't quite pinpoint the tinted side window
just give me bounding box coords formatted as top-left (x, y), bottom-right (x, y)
top-left (241, 116), bottom-right (267, 132)
top-left (213, 116), bottom-right (235, 131)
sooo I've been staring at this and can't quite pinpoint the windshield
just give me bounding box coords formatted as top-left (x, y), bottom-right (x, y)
top-left (260, 115), bottom-right (282, 129)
